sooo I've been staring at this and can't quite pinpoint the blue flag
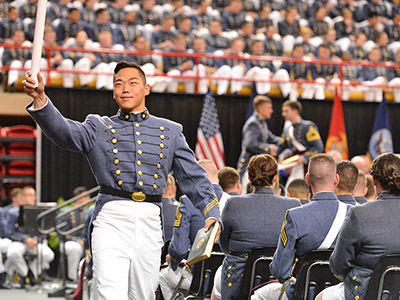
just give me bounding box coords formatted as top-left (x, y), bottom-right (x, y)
top-left (246, 83), bottom-right (258, 120)
top-left (368, 92), bottom-right (393, 160)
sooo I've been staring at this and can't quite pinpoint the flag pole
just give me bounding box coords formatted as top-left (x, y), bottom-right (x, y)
top-left (31, 0), bottom-right (48, 84)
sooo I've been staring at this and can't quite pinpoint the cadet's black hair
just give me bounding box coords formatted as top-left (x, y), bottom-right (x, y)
top-left (114, 61), bottom-right (147, 84)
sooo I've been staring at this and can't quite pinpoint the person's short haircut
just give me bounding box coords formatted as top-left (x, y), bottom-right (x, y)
top-left (73, 186), bottom-right (88, 196)
top-left (282, 100), bottom-right (302, 114)
top-left (96, 8), bottom-right (107, 17)
top-left (114, 61), bottom-right (147, 84)
top-left (69, 7), bottom-right (79, 13)
top-left (318, 43), bottom-right (330, 51)
top-left (10, 187), bottom-right (22, 199)
top-left (164, 174), bottom-right (175, 190)
top-left (308, 154), bottom-right (337, 188)
top-left (253, 95), bottom-right (272, 110)
top-left (336, 160), bottom-right (359, 193)
top-left (218, 167), bottom-right (240, 192)
top-left (287, 179), bottom-right (310, 200)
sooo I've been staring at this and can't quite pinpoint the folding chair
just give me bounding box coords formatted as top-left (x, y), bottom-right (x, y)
top-left (293, 250), bottom-right (340, 300)
top-left (365, 253), bottom-right (400, 300)
top-left (238, 247), bottom-right (276, 300)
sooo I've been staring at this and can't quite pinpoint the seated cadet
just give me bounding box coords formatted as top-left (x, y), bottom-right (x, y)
top-left (1, 29), bottom-right (32, 90)
top-left (4, 186), bottom-right (55, 286)
top-left (86, 8), bottom-right (119, 44)
top-left (108, 0), bottom-right (129, 24)
top-left (217, 155), bottom-right (301, 300)
top-left (324, 29), bottom-right (342, 60)
top-left (137, 0), bottom-right (162, 41)
top-left (177, 16), bottom-right (196, 49)
top-left (211, 38), bottom-right (250, 95)
top-left (308, 7), bottom-right (329, 49)
top-left (161, 174), bottom-right (178, 241)
top-left (221, 0), bottom-right (246, 32)
top-left (237, 96), bottom-right (280, 184)
top-left (306, 44), bottom-right (339, 100)
top-left (114, 6), bottom-right (142, 50)
top-left (217, 166), bottom-right (242, 211)
top-left (253, 5), bottom-right (273, 36)
top-left (47, 0), bottom-right (70, 24)
top-left (205, 20), bottom-right (230, 53)
top-left (251, 154), bottom-right (349, 300)
top-left (150, 16), bottom-right (176, 50)
top-left (286, 178), bottom-right (311, 205)
top-left (278, 43), bottom-right (312, 101)
top-left (24, 27), bottom-right (74, 88)
top-left (56, 8), bottom-right (89, 44)
top-left (387, 49), bottom-right (400, 103)
top-left (80, 0), bottom-right (97, 24)
top-left (353, 171), bottom-right (368, 204)
top-left (278, 7), bottom-right (301, 54)
top-left (158, 34), bottom-right (196, 93)
top-left (0, 6), bottom-right (24, 44)
top-left (159, 160), bottom-right (223, 300)
top-left (359, 11), bottom-right (382, 51)
top-left (361, 47), bottom-right (387, 102)
top-left (300, 27), bottom-right (317, 58)
top-left (239, 21), bottom-right (255, 54)
top-left (191, 0), bottom-right (217, 37)
top-left (376, 31), bottom-right (394, 62)
top-left (316, 153), bottom-right (400, 300)
top-left (264, 25), bottom-right (283, 58)
top-left (384, 9), bottom-right (400, 53)
top-left (340, 51), bottom-right (364, 101)
top-left (335, 161), bottom-right (358, 206)
top-left (349, 33), bottom-right (368, 62)
top-left (334, 8), bottom-right (358, 53)
top-left (58, 186), bottom-right (92, 282)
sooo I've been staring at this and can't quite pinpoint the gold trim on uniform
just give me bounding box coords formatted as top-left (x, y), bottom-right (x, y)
top-left (135, 123), bottom-right (140, 127)
top-left (112, 138), bottom-right (117, 144)
top-left (159, 153), bottom-right (164, 158)
top-left (137, 160), bottom-right (142, 165)
top-left (138, 150), bottom-right (143, 155)
top-left (153, 184), bottom-right (157, 189)
top-left (157, 163), bottom-right (161, 169)
top-left (306, 125), bottom-right (321, 142)
top-left (108, 125), bottom-right (113, 128)
top-left (114, 159), bottom-right (119, 165)
top-left (154, 174), bottom-right (158, 179)
top-left (113, 148), bottom-right (118, 154)
top-left (125, 114), bottom-right (130, 120)
top-left (137, 140), bottom-right (142, 145)
top-left (118, 180), bottom-right (123, 186)
top-left (160, 143), bottom-right (164, 148)
top-left (174, 198), bottom-right (183, 227)
top-left (280, 212), bottom-right (288, 246)
top-left (111, 129), bottom-right (116, 133)
top-left (136, 131), bottom-right (140, 136)
top-left (138, 181), bottom-right (143, 186)
top-left (138, 170), bottom-right (142, 175)
top-left (160, 126), bottom-right (165, 131)
top-left (116, 169), bottom-right (121, 175)
top-left (204, 197), bottom-right (219, 215)
top-left (160, 134), bottom-right (165, 139)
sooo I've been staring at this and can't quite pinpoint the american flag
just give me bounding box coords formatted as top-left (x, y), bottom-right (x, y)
top-left (195, 91), bottom-right (225, 169)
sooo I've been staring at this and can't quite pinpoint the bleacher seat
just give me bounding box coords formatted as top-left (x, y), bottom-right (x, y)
top-left (2, 125), bottom-right (37, 156)
top-left (7, 160), bottom-right (35, 176)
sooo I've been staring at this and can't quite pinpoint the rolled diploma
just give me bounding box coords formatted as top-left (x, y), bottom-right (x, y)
top-left (31, 0), bottom-right (48, 84)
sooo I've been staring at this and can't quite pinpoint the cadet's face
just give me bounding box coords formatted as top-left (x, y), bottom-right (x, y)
top-left (113, 67), bottom-right (150, 113)
top-left (257, 102), bottom-right (273, 119)
top-left (281, 105), bottom-right (297, 122)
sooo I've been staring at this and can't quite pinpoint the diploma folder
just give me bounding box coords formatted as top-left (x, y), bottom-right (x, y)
top-left (187, 222), bottom-right (220, 266)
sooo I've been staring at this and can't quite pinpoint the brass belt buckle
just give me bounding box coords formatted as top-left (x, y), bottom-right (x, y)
top-left (131, 191), bottom-right (146, 202)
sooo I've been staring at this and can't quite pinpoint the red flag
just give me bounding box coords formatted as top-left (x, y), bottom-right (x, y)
top-left (325, 88), bottom-right (349, 160)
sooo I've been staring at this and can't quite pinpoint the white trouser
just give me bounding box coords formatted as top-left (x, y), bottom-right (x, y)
top-left (94, 62), bottom-right (117, 90)
top-left (363, 76), bottom-right (385, 102)
top-left (275, 69), bottom-right (301, 100)
top-left (159, 265), bottom-right (193, 300)
top-left (5, 241), bottom-right (55, 277)
top-left (388, 78), bottom-right (400, 103)
top-left (321, 282), bottom-right (344, 300)
top-left (282, 35), bottom-right (296, 54)
top-left (0, 238), bottom-right (12, 273)
top-left (245, 67), bottom-right (271, 95)
top-left (302, 77), bottom-right (332, 100)
top-left (7, 60), bottom-right (25, 86)
top-left (24, 58), bottom-right (74, 87)
top-left (212, 65), bottom-right (246, 95)
top-left (166, 69), bottom-right (196, 93)
top-left (336, 37), bottom-right (351, 52)
top-left (193, 64), bottom-right (208, 94)
top-left (141, 63), bottom-right (158, 87)
top-left (75, 57), bottom-right (94, 86)
top-left (250, 282), bottom-right (289, 300)
top-left (213, 266), bottom-right (222, 299)
top-left (92, 201), bottom-right (163, 300)
top-left (64, 241), bottom-right (84, 281)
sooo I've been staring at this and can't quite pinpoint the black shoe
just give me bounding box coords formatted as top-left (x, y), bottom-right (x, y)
top-left (0, 272), bottom-right (9, 289)
top-left (8, 83), bottom-right (16, 92)
top-left (27, 269), bottom-right (41, 286)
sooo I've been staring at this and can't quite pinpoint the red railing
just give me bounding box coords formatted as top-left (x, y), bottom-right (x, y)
top-left (1, 43), bottom-right (400, 93)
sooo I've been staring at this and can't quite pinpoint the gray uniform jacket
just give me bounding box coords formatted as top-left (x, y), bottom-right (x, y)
top-left (270, 191), bottom-right (349, 299)
top-left (237, 113), bottom-right (280, 177)
top-left (27, 98), bottom-right (221, 247)
top-left (220, 187), bottom-right (301, 300)
top-left (330, 192), bottom-right (400, 299)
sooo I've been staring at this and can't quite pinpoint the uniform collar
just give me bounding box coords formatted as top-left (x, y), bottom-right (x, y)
top-left (253, 187), bottom-right (275, 194)
top-left (117, 107), bottom-right (150, 122)
top-left (378, 191), bottom-right (400, 200)
top-left (312, 191), bottom-right (338, 201)
top-left (337, 194), bottom-right (357, 205)
top-left (292, 117), bottom-right (303, 126)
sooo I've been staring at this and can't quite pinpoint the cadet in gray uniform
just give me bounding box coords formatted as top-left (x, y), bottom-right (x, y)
top-left (237, 96), bottom-right (280, 184)
top-left (220, 154), bottom-right (301, 300)
top-left (335, 161), bottom-right (358, 206)
top-left (317, 153), bottom-right (400, 300)
top-left (159, 160), bottom-right (224, 300)
top-left (251, 154), bottom-right (349, 300)
top-left (23, 61), bottom-right (221, 300)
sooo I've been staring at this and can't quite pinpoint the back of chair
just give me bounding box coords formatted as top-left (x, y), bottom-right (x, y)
top-left (187, 250), bottom-right (225, 299)
top-left (365, 253), bottom-right (400, 300)
top-left (238, 247), bottom-right (276, 300)
top-left (293, 250), bottom-right (340, 300)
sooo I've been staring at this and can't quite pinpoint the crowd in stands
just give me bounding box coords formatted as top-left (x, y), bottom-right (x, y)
top-left (0, 0), bottom-right (400, 100)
